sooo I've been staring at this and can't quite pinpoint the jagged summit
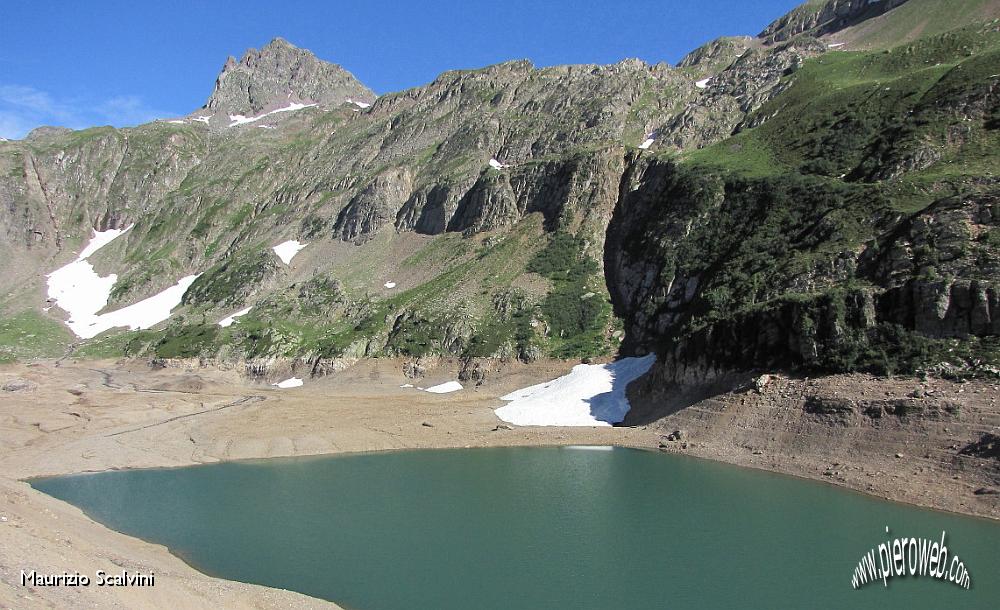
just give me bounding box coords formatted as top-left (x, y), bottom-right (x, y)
top-left (202, 37), bottom-right (375, 116)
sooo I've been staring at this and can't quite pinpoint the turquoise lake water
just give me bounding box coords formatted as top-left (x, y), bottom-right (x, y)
top-left (32, 447), bottom-right (999, 609)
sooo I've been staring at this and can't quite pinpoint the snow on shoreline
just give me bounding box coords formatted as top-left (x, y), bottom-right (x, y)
top-left (495, 354), bottom-right (656, 426)
top-left (219, 306), bottom-right (252, 328)
top-left (46, 226), bottom-right (200, 339)
top-left (273, 377), bottom-right (303, 389)
top-left (424, 381), bottom-right (463, 394)
top-left (272, 240), bottom-right (307, 265)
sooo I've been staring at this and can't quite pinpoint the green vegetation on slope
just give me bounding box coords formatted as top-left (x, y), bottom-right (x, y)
top-left (0, 311), bottom-right (72, 363)
top-left (527, 232), bottom-right (614, 358)
top-left (628, 23), bottom-right (1000, 377)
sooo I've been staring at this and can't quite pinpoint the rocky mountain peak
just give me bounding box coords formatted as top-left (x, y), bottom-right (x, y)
top-left (202, 37), bottom-right (376, 115)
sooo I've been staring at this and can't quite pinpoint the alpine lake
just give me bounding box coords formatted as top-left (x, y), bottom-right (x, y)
top-left (32, 446), bottom-right (1000, 609)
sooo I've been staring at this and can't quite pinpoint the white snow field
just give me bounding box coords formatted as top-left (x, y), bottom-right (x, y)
top-left (272, 240), bottom-right (307, 264)
top-left (47, 256), bottom-right (120, 338)
top-left (347, 98), bottom-right (372, 109)
top-left (218, 306), bottom-right (252, 327)
top-left (228, 102), bottom-right (316, 127)
top-left (47, 225), bottom-right (204, 339)
top-left (695, 78), bottom-right (712, 89)
top-left (191, 115), bottom-right (212, 125)
top-left (423, 381), bottom-right (463, 394)
top-left (384, 281), bottom-right (397, 289)
top-left (638, 132), bottom-right (656, 150)
top-left (272, 377), bottom-right (304, 389)
top-left (495, 354), bottom-right (656, 426)
top-left (85, 275), bottom-right (200, 337)
top-left (488, 158), bottom-right (508, 170)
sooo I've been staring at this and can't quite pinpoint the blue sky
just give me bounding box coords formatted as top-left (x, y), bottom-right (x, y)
top-left (0, 0), bottom-right (802, 139)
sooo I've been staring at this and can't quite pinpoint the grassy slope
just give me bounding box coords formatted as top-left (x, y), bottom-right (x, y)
top-left (685, 22), bottom-right (1000, 190)
top-left (105, 215), bottom-right (618, 363)
top-left (0, 311), bottom-right (72, 363)
top-left (836, 0), bottom-right (1000, 48)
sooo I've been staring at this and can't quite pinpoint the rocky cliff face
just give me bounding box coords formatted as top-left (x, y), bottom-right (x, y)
top-left (606, 156), bottom-right (999, 383)
top-left (203, 37), bottom-right (376, 116)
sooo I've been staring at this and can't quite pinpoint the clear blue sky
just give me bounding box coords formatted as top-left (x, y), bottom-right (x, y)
top-left (0, 0), bottom-right (802, 139)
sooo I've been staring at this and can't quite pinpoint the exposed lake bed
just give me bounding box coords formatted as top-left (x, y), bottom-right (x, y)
top-left (1, 358), bottom-right (998, 608)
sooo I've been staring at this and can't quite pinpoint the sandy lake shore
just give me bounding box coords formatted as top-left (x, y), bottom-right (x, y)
top-left (1, 357), bottom-right (997, 608)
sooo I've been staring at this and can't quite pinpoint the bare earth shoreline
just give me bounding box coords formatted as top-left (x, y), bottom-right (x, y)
top-left (1, 357), bottom-right (997, 609)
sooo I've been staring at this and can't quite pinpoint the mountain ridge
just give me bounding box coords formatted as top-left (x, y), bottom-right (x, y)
top-left (0, 0), bottom-right (997, 384)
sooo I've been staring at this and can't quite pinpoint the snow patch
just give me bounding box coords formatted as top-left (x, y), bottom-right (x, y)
top-left (638, 135), bottom-right (655, 150)
top-left (695, 78), bottom-right (712, 89)
top-left (827, 42), bottom-right (846, 48)
top-left (495, 354), bottom-right (656, 426)
top-left (191, 115), bottom-right (212, 125)
top-left (218, 306), bottom-right (252, 327)
top-left (46, 260), bottom-right (118, 336)
top-left (273, 377), bottom-right (303, 389)
top-left (228, 102), bottom-right (316, 127)
top-left (400, 383), bottom-right (414, 388)
top-left (78, 226), bottom-right (132, 259)
top-left (347, 98), bottom-right (372, 109)
top-left (488, 158), bottom-right (508, 170)
top-left (384, 281), bottom-right (397, 289)
top-left (49, 267), bottom-right (199, 340)
top-left (45, 226), bottom-right (138, 339)
top-left (166, 120), bottom-right (186, 125)
top-left (424, 381), bottom-right (463, 394)
top-left (272, 240), bottom-right (307, 265)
